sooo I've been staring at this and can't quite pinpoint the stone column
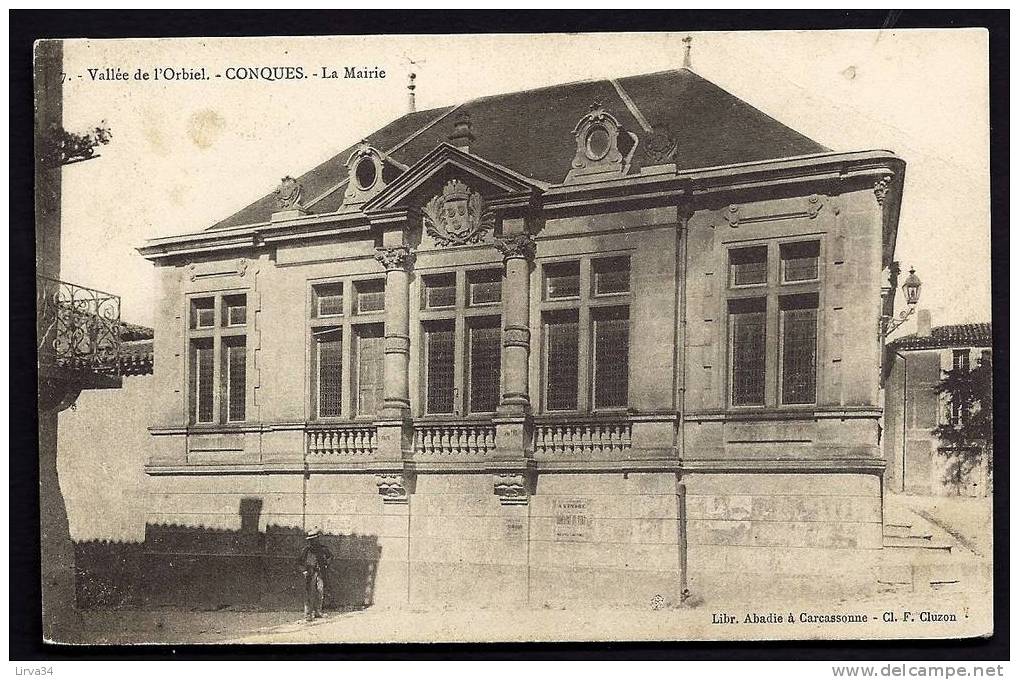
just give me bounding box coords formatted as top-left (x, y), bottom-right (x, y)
top-left (374, 244), bottom-right (412, 461)
top-left (495, 234), bottom-right (535, 416)
top-left (492, 233), bottom-right (535, 466)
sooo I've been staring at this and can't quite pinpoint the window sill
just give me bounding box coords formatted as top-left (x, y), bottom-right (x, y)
top-left (186, 422), bottom-right (259, 434)
top-left (415, 414), bottom-right (498, 425)
top-left (534, 411), bottom-right (634, 424)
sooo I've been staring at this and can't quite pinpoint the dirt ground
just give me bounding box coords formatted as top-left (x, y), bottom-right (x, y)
top-left (63, 587), bottom-right (992, 646)
top-left (897, 494), bottom-right (994, 557)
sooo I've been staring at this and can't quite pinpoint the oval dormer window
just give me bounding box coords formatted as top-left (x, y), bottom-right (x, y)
top-left (355, 158), bottom-right (377, 190)
top-left (585, 125), bottom-right (611, 161)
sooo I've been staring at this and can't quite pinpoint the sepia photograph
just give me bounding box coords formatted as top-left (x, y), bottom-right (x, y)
top-left (25, 23), bottom-right (998, 650)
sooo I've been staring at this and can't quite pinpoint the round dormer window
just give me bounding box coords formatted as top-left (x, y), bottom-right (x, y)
top-left (354, 158), bottom-right (377, 190)
top-left (584, 125), bottom-right (611, 161)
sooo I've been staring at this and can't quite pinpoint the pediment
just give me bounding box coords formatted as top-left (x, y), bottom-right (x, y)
top-left (362, 143), bottom-right (545, 216)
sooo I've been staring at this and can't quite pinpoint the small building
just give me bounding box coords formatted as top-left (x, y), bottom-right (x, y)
top-left (883, 314), bottom-right (992, 497)
top-left (137, 68), bottom-right (907, 608)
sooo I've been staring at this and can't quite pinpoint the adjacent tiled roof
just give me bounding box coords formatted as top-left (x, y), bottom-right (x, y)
top-left (118, 323), bottom-right (154, 375)
top-left (121, 321), bottom-right (154, 342)
top-left (118, 339), bottom-right (153, 376)
top-left (889, 323), bottom-right (992, 351)
top-left (207, 68), bottom-right (829, 231)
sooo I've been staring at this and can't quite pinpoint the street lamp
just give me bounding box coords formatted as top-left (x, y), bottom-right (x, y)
top-left (885, 267), bottom-right (922, 335)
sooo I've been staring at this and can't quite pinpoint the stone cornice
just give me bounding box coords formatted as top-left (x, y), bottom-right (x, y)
top-left (681, 458), bottom-right (886, 474)
top-left (145, 457), bottom-right (885, 477)
top-left (138, 149), bottom-right (905, 263)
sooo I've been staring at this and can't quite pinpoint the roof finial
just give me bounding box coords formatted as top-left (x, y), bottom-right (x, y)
top-left (403, 56), bottom-right (426, 114)
top-left (682, 35), bottom-right (693, 69)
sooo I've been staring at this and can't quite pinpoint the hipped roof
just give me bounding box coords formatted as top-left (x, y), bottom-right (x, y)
top-left (208, 68), bottom-right (829, 231)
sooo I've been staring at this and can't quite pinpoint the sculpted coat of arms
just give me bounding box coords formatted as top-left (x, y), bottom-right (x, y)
top-left (423, 179), bottom-right (495, 246)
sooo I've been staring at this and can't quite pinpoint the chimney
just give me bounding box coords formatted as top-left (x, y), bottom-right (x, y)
top-left (916, 308), bottom-right (932, 337)
top-left (449, 112), bottom-right (474, 153)
top-left (407, 71), bottom-right (416, 113)
top-left (682, 35), bottom-right (693, 69)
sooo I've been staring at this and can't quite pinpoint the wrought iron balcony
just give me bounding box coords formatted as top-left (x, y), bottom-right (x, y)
top-left (37, 275), bottom-right (123, 374)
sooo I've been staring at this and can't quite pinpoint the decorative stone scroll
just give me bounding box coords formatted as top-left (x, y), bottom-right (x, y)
top-left (873, 176), bottom-right (893, 206)
top-left (723, 194), bottom-right (825, 228)
top-left (376, 474), bottom-right (409, 505)
top-left (493, 473), bottom-right (528, 506)
top-left (186, 258), bottom-right (248, 282)
top-left (645, 124), bottom-right (677, 165)
top-left (374, 245), bottom-right (412, 271)
top-left (565, 103), bottom-right (632, 183)
top-left (494, 234), bottom-right (536, 261)
top-left (422, 179), bottom-right (495, 247)
top-left (274, 176), bottom-right (303, 210)
top-left (343, 141), bottom-right (388, 206)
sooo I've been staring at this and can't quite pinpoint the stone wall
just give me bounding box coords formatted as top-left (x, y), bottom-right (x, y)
top-left (685, 471), bottom-right (883, 599)
top-left (74, 470), bottom-right (688, 610)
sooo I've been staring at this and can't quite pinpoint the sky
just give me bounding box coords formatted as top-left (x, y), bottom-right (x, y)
top-left (58, 30), bottom-right (991, 335)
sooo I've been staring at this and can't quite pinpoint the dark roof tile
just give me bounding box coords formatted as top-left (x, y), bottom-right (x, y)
top-left (207, 69), bottom-right (828, 231)
top-left (889, 323), bottom-right (992, 351)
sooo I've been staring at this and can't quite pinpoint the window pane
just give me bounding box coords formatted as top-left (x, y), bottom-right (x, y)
top-left (779, 294), bottom-right (818, 405)
top-left (730, 246), bottom-right (768, 287)
top-left (730, 309), bottom-right (766, 406)
top-left (468, 270), bottom-right (502, 306)
top-left (315, 283), bottom-right (343, 317)
top-left (192, 340), bottom-right (214, 423)
top-left (317, 332), bottom-right (343, 418)
top-left (593, 257), bottom-right (630, 295)
top-left (469, 322), bottom-right (501, 413)
top-left (781, 241), bottom-right (820, 283)
top-left (781, 308), bottom-right (817, 404)
top-left (223, 294), bottom-right (247, 327)
top-left (594, 311), bottom-right (629, 408)
top-left (225, 340), bottom-right (247, 421)
top-left (356, 327), bottom-right (385, 417)
top-left (426, 324), bottom-right (455, 414)
top-left (356, 280), bottom-right (385, 314)
top-left (545, 316), bottom-right (579, 411)
top-left (953, 349), bottom-right (970, 371)
top-left (545, 262), bottom-right (580, 299)
top-left (191, 298), bottom-right (215, 329)
top-left (423, 274), bottom-right (456, 309)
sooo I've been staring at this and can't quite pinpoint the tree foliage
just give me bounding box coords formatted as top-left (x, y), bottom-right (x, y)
top-left (931, 353), bottom-right (993, 493)
top-left (39, 122), bottom-right (112, 167)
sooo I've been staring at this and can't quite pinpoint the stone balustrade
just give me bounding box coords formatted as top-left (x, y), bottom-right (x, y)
top-left (306, 425), bottom-right (378, 457)
top-left (413, 423), bottom-right (497, 458)
top-left (533, 420), bottom-right (632, 457)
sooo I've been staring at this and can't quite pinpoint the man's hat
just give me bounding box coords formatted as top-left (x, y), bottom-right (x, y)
top-left (306, 529), bottom-right (321, 539)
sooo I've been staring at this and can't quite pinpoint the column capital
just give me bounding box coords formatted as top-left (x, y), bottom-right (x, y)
top-left (494, 234), bottom-right (536, 261)
top-left (374, 245), bottom-right (413, 271)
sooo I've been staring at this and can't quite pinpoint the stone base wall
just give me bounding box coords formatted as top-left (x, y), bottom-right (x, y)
top-left (529, 472), bottom-right (683, 608)
top-left (684, 471), bottom-right (883, 601)
top-left (76, 469), bottom-right (885, 610)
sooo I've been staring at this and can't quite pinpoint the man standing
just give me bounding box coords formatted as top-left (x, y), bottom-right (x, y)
top-left (296, 529), bottom-right (333, 621)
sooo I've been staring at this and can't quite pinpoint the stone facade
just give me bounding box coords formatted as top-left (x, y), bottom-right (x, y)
top-left (883, 326), bottom-right (992, 497)
top-left (138, 70), bottom-right (905, 607)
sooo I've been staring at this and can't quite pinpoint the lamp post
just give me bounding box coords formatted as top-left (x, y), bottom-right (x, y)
top-left (884, 267), bottom-right (922, 335)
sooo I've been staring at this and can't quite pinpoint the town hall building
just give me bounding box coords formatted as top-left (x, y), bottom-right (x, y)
top-left (138, 68), bottom-right (907, 608)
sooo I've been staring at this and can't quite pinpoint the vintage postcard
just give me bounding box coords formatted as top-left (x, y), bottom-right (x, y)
top-left (35, 29), bottom-right (993, 645)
